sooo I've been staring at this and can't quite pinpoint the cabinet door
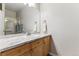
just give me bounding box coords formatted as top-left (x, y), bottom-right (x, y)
top-left (31, 39), bottom-right (43, 49)
top-left (20, 50), bottom-right (32, 56)
top-left (32, 45), bottom-right (43, 56)
top-left (43, 36), bottom-right (50, 56)
top-left (2, 48), bottom-right (21, 56)
top-left (0, 52), bottom-right (1, 56)
top-left (43, 46), bottom-right (49, 56)
top-left (2, 44), bottom-right (31, 56)
top-left (44, 36), bottom-right (49, 46)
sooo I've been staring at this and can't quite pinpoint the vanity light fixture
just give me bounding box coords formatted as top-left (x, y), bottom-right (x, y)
top-left (24, 3), bottom-right (27, 5)
top-left (24, 3), bottom-right (36, 7)
top-left (4, 18), bottom-right (8, 22)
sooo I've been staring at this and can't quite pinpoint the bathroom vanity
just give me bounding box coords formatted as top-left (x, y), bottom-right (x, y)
top-left (0, 33), bottom-right (51, 56)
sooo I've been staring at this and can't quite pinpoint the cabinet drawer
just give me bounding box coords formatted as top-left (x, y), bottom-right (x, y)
top-left (31, 39), bottom-right (43, 48)
top-left (2, 44), bottom-right (31, 56)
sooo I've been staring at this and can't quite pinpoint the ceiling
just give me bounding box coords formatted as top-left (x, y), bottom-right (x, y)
top-left (5, 3), bottom-right (25, 11)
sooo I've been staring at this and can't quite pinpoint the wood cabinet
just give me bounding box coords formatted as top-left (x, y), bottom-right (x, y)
top-left (0, 52), bottom-right (1, 56)
top-left (31, 39), bottom-right (44, 56)
top-left (32, 45), bottom-right (43, 56)
top-left (21, 51), bottom-right (32, 56)
top-left (0, 35), bottom-right (51, 56)
top-left (2, 43), bottom-right (32, 56)
top-left (43, 36), bottom-right (50, 56)
top-left (31, 39), bottom-right (43, 48)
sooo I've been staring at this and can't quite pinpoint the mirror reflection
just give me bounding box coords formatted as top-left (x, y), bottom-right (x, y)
top-left (4, 3), bottom-right (40, 35)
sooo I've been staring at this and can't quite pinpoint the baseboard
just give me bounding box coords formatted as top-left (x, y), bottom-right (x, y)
top-left (49, 52), bottom-right (58, 56)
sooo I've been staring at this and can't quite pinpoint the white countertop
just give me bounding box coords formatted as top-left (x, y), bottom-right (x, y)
top-left (0, 33), bottom-right (51, 52)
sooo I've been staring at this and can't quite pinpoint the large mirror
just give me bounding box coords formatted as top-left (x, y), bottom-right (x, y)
top-left (4, 3), bottom-right (40, 35)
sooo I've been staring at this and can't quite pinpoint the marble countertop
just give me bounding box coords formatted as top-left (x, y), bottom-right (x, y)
top-left (0, 33), bottom-right (51, 52)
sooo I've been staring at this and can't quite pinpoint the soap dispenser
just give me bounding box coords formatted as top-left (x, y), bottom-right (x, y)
top-left (33, 21), bottom-right (38, 33)
top-left (42, 20), bottom-right (48, 33)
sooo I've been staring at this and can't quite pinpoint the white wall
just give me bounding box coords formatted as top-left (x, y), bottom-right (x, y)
top-left (18, 5), bottom-right (40, 33)
top-left (40, 3), bottom-right (79, 56)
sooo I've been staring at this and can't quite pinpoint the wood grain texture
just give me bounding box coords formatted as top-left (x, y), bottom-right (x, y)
top-left (31, 39), bottom-right (44, 56)
top-left (32, 45), bottom-right (43, 56)
top-left (31, 39), bottom-right (43, 48)
top-left (20, 51), bottom-right (32, 56)
top-left (0, 52), bottom-right (2, 56)
top-left (1, 35), bottom-right (51, 56)
top-left (43, 36), bottom-right (50, 56)
top-left (2, 44), bottom-right (31, 56)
